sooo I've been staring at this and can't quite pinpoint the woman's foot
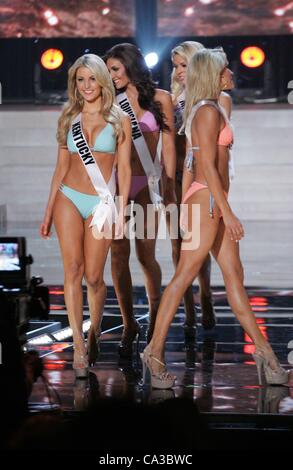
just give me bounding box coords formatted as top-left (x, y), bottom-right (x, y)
top-left (140, 345), bottom-right (176, 389)
top-left (73, 346), bottom-right (89, 380)
top-left (253, 344), bottom-right (288, 385)
top-left (118, 320), bottom-right (141, 359)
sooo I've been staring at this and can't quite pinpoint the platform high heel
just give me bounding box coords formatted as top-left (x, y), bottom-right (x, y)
top-left (73, 349), bottom-right (89, 380)
top-left (140, 347), bottom-right (176, 390)
top-left (252, 350), bottom-right (288, 386)
top-left (118, 321), bottom-right (141, 359)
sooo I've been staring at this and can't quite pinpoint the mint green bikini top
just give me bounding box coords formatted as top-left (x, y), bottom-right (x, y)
top-left (67, 122), bottom-right (116, 154)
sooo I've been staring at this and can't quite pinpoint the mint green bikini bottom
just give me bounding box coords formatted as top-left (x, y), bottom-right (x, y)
top-left (60, 184), bottom-right (101, 220)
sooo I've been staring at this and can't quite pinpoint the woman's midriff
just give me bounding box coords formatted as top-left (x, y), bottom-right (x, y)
top-left (130, 131), bottom-right (160, 175)
top-left (62, 151), bottom-right (116, 194)
top-left (193, 146), bottom-right (230, 194)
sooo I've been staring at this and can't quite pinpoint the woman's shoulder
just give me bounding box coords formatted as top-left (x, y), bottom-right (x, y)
top-left (154, 88), bottom-right (172, 103)
top-left (219, 92), bottom-right (232, 115)
top-left (189, 101), bottom-right (220, 127)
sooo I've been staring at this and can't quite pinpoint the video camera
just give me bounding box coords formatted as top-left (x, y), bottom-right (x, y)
top-left (0, 237), bottom-right (49, 345)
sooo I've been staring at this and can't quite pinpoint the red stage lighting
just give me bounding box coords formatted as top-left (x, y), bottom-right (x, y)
top-left (240, 46), bottom-right (265, 68)
top-left (41, 48), bottom-right (64, 70)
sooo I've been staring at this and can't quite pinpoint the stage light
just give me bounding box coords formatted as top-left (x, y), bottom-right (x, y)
top-left (41, 49), bottom-right (64, 70)
top-left (144, 52), bottom-right (159, 68)
top-left (184, 6), bottom-right (195, 16)
top-left (48, 15), bottom-right (59, 26)
top-left (28, 334), bottom-right (54, 345)
top-left (199, 0), bottom-right (213, 4)
top-left (240, 46), bottom-right (265, 68)
top-left (102, 7), bottom-right (110, 15)
top-left (44, 9), bottom-right (54, 19)
top-left (274, 8), bottom-right (285, 16)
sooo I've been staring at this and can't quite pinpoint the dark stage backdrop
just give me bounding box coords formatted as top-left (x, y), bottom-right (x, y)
top-left (0, 0), bottom-right (292, 102)
top-left (158, 0), bottom-right (293, 36)
top-left (0, 0), bottom-right (135, 38)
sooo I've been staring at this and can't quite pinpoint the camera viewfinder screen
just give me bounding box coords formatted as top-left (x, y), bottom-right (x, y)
top-left (0, 243), bottom-right (21, 271)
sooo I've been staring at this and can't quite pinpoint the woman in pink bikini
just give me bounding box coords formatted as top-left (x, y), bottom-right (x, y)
top-left (104, 43), bottom-right (176, 357)
top-left (141, 47), bottom-right (289, 389)
top-left (170, 40), bottom-right (234, 334)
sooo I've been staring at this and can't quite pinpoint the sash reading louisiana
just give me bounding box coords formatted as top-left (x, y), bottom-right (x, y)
top-left (118, 97), bottom-right (142, 140)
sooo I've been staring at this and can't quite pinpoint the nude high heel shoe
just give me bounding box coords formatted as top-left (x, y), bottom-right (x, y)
top-left (140, 347), bottom-right (176, 389)
top-left (73, 349), bottom-right (89, 380)
top-left (252, 350), bottom-right (288, 386)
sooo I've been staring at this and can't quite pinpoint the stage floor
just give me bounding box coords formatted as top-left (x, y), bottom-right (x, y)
top-left (27, 286), bottom-right (293, 423)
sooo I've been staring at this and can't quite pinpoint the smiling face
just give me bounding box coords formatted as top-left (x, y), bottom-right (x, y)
top-left (172, 53), bottom-right (188, 86)
top-left (106, 58), bottom-right (130, 90)
top-left (75, 66), bottom-right (102, 102)
top-left (220, 65), bottom-right (234, 90)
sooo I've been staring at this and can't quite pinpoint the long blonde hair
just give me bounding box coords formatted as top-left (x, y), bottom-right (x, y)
top-left (57, 54), bottom-right (124, 146)
top-left (184, 48), bottom-right (227, 128)
top-left (171, 41), bottom-right (204, 101)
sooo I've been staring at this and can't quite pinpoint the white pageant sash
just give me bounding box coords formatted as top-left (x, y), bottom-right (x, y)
top-left (71, 114), bottom-right (118, 232)
top-left (177, 90), bottom-right (185, 114)
top-left (176, 91), bottom-right (185, 136)
top-left (116, 93), bottom-right (162, 209)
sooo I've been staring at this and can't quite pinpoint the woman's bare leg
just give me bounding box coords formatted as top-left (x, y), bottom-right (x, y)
top-left (53, 192), bottom-right (85, 361)
top-left (84, 221), bottom-right (112, 339)
top-left (148, 190), bottom-right (220, 371)
top-left (111, 237), bottom-right (135, 330)
top-left (134, 187), bottom-right (162, 340)
top-left (198, 253), bottom-right (216, 329)
top-left (211, 220), bottom-right (276, 362)
top-left (167, 177), bottom-right (214, 329)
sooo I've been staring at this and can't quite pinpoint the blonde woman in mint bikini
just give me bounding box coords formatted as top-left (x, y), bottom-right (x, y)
top-left (40, 54), bottom-right (131, 379)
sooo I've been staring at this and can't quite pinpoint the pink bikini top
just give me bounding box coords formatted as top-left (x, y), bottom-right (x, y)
top-left (138, 111), bottom-right (160, 133)
top-left (185, 100), bottom-right (233, 148)
top-left (218, 120), bottom-right (233, 147)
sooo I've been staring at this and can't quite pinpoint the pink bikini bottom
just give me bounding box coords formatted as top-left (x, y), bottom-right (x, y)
top-left (182, 181), bottom-right (228, 218)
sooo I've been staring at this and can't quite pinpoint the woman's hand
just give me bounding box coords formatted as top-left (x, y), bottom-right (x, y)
top-left (223, 210), bottom-right (244, 242)
top-left (179, 202), bottom-right (188, 233)
top-left (39, 214), bottom-right (53, 239)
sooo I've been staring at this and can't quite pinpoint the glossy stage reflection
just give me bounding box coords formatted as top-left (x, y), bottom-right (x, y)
top-left (28, 286), bottom-right (293, 419)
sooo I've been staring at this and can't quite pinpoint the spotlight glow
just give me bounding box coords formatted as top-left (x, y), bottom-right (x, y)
top-left (240, 46), bottom-right (265, 68)
top-left (274, 8), bottom-right (285, 16)
top-left (44, 9), bottom-right (53, 19)
top-left (102, 7), bottom-right (110, 15)
top-left (48, 15), bottom-right (59, 26)
top-left (184, 6), bottom-right (195, 16)
top-left (144, 52), bottom-right (159, 68)
top-left (41, 49), bottom-right (64, 70)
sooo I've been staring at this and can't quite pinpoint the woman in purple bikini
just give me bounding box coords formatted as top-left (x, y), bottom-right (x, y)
top-left (104, 43), bottom-right (176, 358)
